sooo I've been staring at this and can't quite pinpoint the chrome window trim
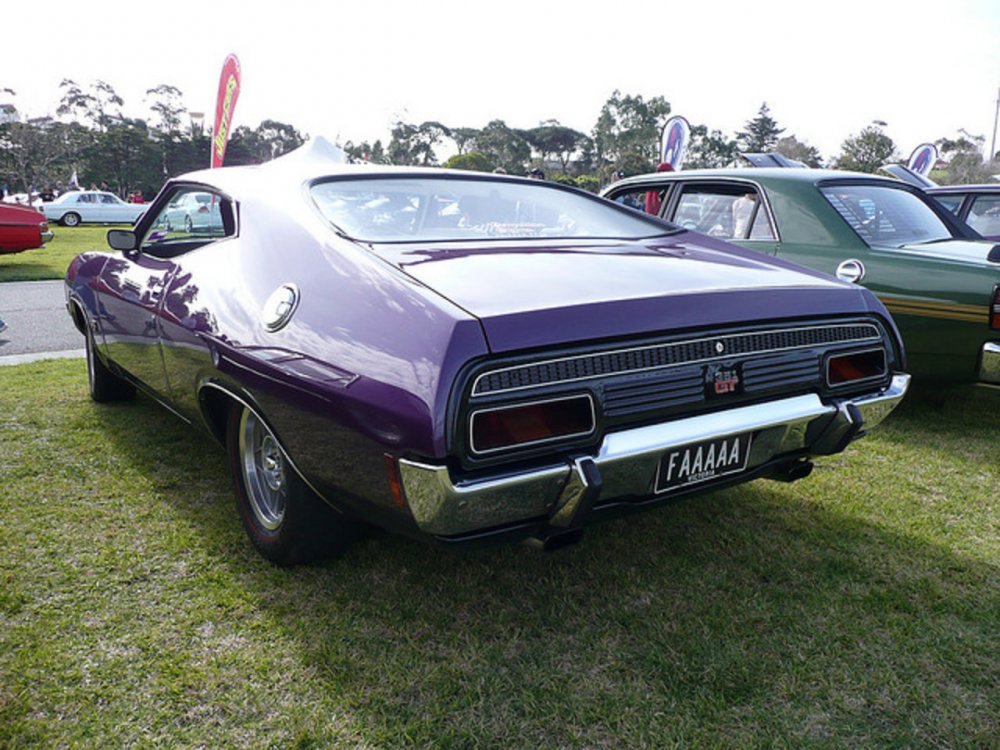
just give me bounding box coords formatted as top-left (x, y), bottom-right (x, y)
top-left (472, 323), bottom-right (882, 397)
top-left (468, 393), bottom-right (596, 456)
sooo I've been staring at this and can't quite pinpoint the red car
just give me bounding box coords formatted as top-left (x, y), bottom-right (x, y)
top-left (0, 202), bottom-right (54, 254)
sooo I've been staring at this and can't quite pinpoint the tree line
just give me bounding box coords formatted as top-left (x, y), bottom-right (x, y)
top-left (0, 80), bottom-right (306, 199)
top-left (1, 80), bottom-right (997, 199)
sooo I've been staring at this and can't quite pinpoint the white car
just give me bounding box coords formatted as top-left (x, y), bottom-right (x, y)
top-left (159, 191), bottom-right (222, 233)
top-left (42, 191), bottom-right (147, 226)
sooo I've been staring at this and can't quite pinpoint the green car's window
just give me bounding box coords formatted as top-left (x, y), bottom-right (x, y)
top-left (821, 184), bottom-right (952, 247)
top-left (966, 196), bottom-right (1000, 237)
top-left (673, 185), bottom-right (774, 241)
top-left (611, 186), bottom-right (669, 217)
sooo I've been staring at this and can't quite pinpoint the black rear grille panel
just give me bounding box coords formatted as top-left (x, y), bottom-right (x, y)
top-left (472, 323), bottom-right (879, 396)
top-left (602, 366), bottom-right (704, 417)
top-left (742, 351), bottom-right (819, 394)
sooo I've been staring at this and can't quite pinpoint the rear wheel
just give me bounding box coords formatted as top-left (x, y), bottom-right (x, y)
top-left (184, 215), bottom-right (193, 233)
top-left (85, 327), bottom-right (135, 403)
top-left (61, 212), bottom-right (81, 227)
top-left (226, 404), bottom-right (361, 565)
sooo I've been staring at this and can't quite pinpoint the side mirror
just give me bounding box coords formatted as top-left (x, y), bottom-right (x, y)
top-left (107, 229), bottom-right (137, 252)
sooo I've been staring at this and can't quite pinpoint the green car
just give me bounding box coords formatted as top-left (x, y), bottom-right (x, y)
top-left (603, 169), bottom-right (1000, 384)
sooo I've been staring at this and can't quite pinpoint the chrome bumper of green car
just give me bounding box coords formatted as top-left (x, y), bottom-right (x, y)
top-left (980, 342), bottom-right (1000, 384)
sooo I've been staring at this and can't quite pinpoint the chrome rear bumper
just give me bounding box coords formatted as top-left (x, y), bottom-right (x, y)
top-left (399, 374), bottom-right (910, 537)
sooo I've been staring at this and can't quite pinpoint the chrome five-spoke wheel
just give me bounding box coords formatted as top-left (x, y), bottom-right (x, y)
top-left (239, 410), bottom-right (288, 531)
top-left (226, 403), bottom-right (363, 565)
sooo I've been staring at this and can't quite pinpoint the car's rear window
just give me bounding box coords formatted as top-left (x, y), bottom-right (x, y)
top-left (310, 177), bottom-right (676, 242)
top-left (820, 184), bottom-right (953, 247)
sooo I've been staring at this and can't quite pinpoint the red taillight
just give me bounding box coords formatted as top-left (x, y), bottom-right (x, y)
top-left (991, 285), bottom-right (1000, 330)
top-left (198, 205), bottom-right (209, 213)
top-left (826, 349), bottom-right (887, 386)
top-left (470, 395), bottom-right (594, 454)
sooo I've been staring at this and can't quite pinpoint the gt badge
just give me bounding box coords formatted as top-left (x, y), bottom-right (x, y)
top-left (705, 362), bottom-right (743, 397)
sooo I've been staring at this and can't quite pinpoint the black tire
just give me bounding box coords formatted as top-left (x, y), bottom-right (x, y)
top-left (184, 215), bottom-right (193, 233)
top-left (85, 328), bottom-right (135, 403)
top-left (61, 212), bottom-right (81, 227)
top-left (226, 404), bottom-right (362, 565)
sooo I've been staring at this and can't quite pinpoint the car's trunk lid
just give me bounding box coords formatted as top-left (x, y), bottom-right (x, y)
top-left (891, 238), bottom-right (1000, 265)
top-left (371, 235), bottom-right (872, 353)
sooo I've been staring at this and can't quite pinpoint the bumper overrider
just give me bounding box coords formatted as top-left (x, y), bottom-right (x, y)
top-left (398, 374), bottom-right (910, 540)
top-left (981, 342), bottom-right (1000, 384)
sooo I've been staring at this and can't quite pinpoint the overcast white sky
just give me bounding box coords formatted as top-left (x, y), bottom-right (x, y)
top-left (3, 0), bottom-right (1000, 162)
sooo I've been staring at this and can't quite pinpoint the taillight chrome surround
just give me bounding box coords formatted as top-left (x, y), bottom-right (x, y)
top-left (469, 394), bottom-right (596, 456)
top-left (824, 347), bottom-right (887, 388)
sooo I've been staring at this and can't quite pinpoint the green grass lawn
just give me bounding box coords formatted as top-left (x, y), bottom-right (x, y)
top-left (0, 225), bottom-right (119, 282)
top-left (1, 360), bottom-right (997, 748)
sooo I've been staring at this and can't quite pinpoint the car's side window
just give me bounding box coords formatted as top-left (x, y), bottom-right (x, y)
top-left (610, 186), bottom-right (669, 217)
top-left (934, 195), bottom-right (964, 215)
top-left (748, 206), bottom-right (776, 240)
top-left (100, 194), bottom-right (117, 204)
top-left (966, 196), bottom-right (1000, 236)
top-left (141, 187), bottom-right (234, 255)
top-left (78, 194), bottom-right (95, 204)
top-left (673, 184), bottom-right (774, 240)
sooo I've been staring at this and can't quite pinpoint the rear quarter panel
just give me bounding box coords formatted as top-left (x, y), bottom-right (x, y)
top-left (157, 192), bottom-right (488, 511)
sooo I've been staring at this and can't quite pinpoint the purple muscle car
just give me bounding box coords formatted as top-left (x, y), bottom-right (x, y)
top-left (65, 138), bottom-right (910, 565)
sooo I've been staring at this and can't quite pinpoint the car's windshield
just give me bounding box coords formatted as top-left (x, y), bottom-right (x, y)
top-left (821, 184), bottom-right (953, 247)
top-left (310, 177), bottom-right (676, 242)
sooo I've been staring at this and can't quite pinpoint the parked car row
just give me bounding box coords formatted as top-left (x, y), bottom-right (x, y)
top-left (65, 138), bottom-right (912, 564)
top-left (1, 189), bottom-right (152, 255)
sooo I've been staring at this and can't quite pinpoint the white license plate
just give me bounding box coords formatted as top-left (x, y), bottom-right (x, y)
top-left (655, 433), bottom-right (753, 494)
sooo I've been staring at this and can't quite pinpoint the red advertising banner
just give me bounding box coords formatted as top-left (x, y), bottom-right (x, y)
top-left (211, 54), bottom-right (241, 168)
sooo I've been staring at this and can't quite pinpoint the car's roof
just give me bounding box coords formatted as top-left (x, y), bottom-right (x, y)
top-left (927, 184), bottom-right (1000, 194)
top-left (610, 167), bottom-right (902, 189)
top-left (174, 136), bottom-right (533, 198)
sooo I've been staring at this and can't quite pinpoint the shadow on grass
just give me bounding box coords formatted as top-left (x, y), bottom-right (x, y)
top-left (84, 385), bottom-right (999, 748)
top-left (0, 257), bottom-right (60, 282)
